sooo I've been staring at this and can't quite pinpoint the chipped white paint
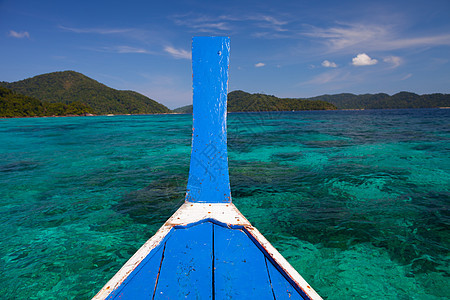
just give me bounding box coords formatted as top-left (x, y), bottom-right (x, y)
top-left (93, 202), bottom-right (322, 300)
top-left (166, 202), bottom-right (250, 226)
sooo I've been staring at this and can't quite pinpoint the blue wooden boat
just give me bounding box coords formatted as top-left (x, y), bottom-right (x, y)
top-left (93, 37), bottom-right (321, 300)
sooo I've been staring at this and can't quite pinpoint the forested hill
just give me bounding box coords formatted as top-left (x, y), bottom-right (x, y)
top-left (0, 71), bottom-right (170, 115)
top-left (174, 91), bottom-right (450, 113)
top-left (228, 90), bottom-right (337, 111)
top-left (309, 92), bottom-right (450, 109)
top-left (173, 90), bottom-right (337, 113)
top-left (0, 86), bottom-right (94, 117)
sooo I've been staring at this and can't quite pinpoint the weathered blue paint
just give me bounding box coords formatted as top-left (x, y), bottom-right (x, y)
top-left (214, 224), bottom-right (274, 299)
top-left (154, 221), bottom-right (213, 299)
top-left (106, 235), bottom-right (167, 299)
top-left (186, 36), bottom-right (231, 203)
top-left (266, 258), bottom-right (306, 300)
top-left (238, 227), bottom-right (312, 299)
top-left (104, 220), bottom-right (309, 299)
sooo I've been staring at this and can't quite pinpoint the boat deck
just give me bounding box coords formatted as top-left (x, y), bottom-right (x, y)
top-left (106, 219), bottom-right (308, 299)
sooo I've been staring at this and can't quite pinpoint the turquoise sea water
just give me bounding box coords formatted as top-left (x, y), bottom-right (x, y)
top-left (0, 109), bottom-right (449, 299)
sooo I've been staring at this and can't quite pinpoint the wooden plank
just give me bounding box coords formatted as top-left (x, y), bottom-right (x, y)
top-left (244, 226), bottom-right (321, 299)
top-left (106, 242), bottom-right (165, 299)
top-left (186, 36), bottom-right (231, 204)
top-left (266, 257), bottom-right (306, 300)
top-left (154, 221), bottom-right (213, 299)
top-left (213, 224), bottom-right (274, 299)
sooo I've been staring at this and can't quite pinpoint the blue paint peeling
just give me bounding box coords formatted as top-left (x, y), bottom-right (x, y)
top-left (186, 37), bottom-right (231, 203)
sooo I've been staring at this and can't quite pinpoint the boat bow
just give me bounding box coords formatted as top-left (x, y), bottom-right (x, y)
top-left (93, 36), bottom-right (321, 300)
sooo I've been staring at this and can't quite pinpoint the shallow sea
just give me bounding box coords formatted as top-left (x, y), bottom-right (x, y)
top-left (0, 109), bottom-right (449, 299)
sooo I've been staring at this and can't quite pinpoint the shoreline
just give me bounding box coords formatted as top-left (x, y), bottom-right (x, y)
top-left (1, 107), bottom-right (448, 119)
top-left (0, 112), bottom-right (175, 119)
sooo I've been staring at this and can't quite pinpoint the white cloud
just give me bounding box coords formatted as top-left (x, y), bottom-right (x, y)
top-left (304, 23), bottom-right (450, 53)
top-left (302, 70), bottom-right (346, 85)
top-left (164, 46), bottom-right (191, 60)
top-left (322, 60), bottom-right (337, 68)
top-left (58, 25), bottom-right (132, 35)
top-left (114, 46), bottom-right (150, 54)
top-left (383, 56), bottom-right (402, 68)
top-left (252, 14), bottom-right (288, 33)
top-left (255, 62), bottom-right (265, 67)
top-left (170, 13), bottom-right (289, 37)
top-left (170, 13), bottom-right (232, 32)
top-left (304, 23), bottom-right (388, 51)
top-left (401, 73), bottom-right (412, 80)
top-left (187, 22), bottom-right (231, 32)
top-left (9, 30), bottom-right (30, 39)
top-left (309, 72), bottom-right (339, 84)
top-left (58, 25), bottom-right (155, 43)
top-left (352, 53), bottom-right (378, 66)
top-left (86, 45), bottom-right (154, 55)
top-left (384, 34), bottom-right (450, 50)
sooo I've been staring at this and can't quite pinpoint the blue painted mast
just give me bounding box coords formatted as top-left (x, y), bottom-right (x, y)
top-left (186, 36), bottom-right (231, 203)
top-left (93, 37), bottom-right (321, 300)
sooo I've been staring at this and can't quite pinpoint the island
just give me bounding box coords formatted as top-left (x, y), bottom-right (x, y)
top-left (2, 71), bottom-right (449, 118)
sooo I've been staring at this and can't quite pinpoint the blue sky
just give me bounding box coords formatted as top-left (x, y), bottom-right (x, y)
top-left (1, 0), bottom-right (450, 108)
